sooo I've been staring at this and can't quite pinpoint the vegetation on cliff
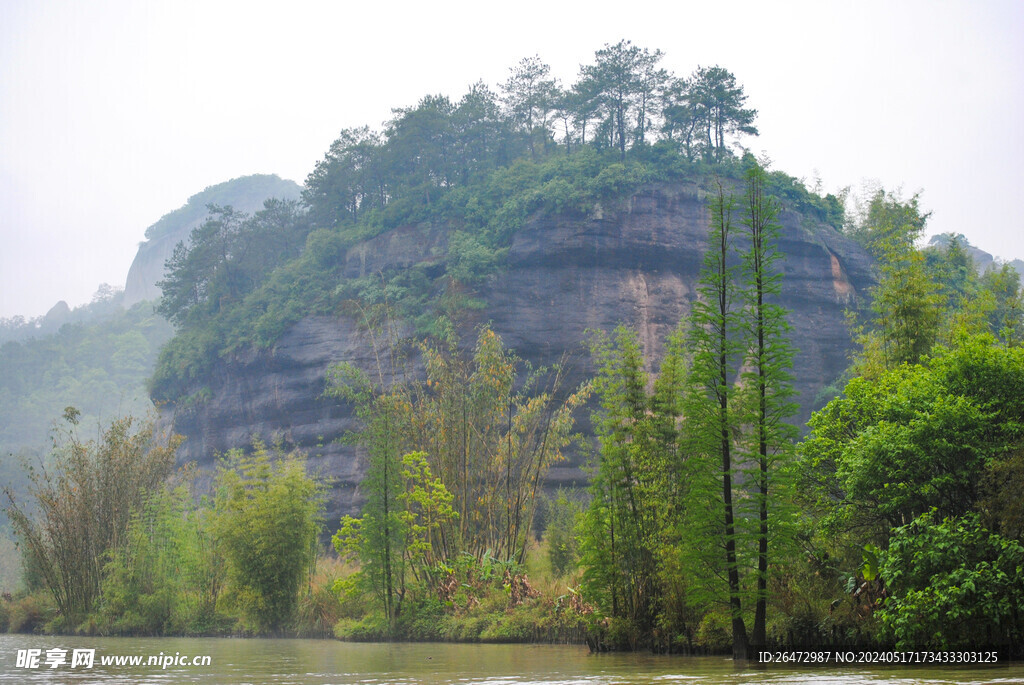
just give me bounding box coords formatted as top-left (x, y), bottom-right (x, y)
top-left (3, 40), bottom-right (1024, 655)
top-left (149, 41), bottom-right (842, 404)
top-left (311, 160), bottom-right (1024, 654)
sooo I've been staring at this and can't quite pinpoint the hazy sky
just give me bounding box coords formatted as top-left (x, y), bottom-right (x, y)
top-left (2, 0), bottom-right (1022, 319)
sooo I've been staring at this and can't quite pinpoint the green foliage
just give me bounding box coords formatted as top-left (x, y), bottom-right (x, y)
top-left (800, 335), bottom-right (1024, 539)
top-left (151, 220), bottom-right (337, 402)
top-left (210, 442), bottom-right (325, 634)
top-left (924, 233), bottom-right (977, 308)
top-left (327, 353), bottom-right (418, 632)
top-left (418, 329), bottom-right (590, 562)
top-left (293, 556), bottom-right (348, 638)
top-left (4, 413), bottom-right (178, 628)
top-left (150, 45), bottom-right (788, 404)
top-left (979, 263), bottom-right (1024, 345)
top-left (845, 187), bottom-right (929, 255)
top-left (761, 169), bottom-right (845, 230)
top-left (399, 451), bottom-right (460, 576)
top-left (795, 318), bottom-right (1024, 652)
top-left (668, 165), bottom-right (801, 656)
top-left (878, 511), bottom-right (1024, 648)
top-left (979, 444), bottom-right (1024, 542)
top-left (331, 549), bottom-right (591, 644)
top-left (695, 611), bottom-right (733, 652)
top-left (53, 439), bottom-right (331, 638)
top-left (501, 56), bottom-right (558, 159)
top-left (328, 325), bottom-right (589, 637)
top-left (736, 158), bottom-right (800, 647)
top-left (920, 237), bottom-right (1024, 347)
top-left (99, 483), bottom-right (226, 635)
top-left (333, 611), bottom-right (391, 641)
top-left (687, 65), bottom-right (758, 163)
top-left (6, 591), bottom-right (55, 633)
top-left (843, 188), bottom-right (944, 377)
top-left (0, 302), bottom-right (172, 459)
top-left (579, 326), bottom-right (685, 644)
top-left (859, 243), bottom-right (942, 375)
top-left (446, 231), bottom-right (508, 284)
top-left (679, 180), bottom-right (751, 654)
top-left (332, 451), bottom-right (458, 633)
top-left (156, 201), bottom-right (310, 329)
top-left (544, 489), bottom-right (583, 578)
top-left (329, 326), bottom-right (589, 570)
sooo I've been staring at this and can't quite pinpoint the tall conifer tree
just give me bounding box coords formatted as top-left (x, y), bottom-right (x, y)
top-left (683, 181), bottom-right (749, 658)
top-left (737, 159), bottom-right (799, 648)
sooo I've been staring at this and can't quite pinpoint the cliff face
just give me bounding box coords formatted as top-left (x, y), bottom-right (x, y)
top-left (124, 232), bottom-right (185, 306)
top-left (165, 181), bottom-right (874, 525)
top-left (124, 175), bottom-right (302, 307)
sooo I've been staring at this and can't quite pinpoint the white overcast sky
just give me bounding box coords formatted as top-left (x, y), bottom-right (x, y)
top-left (2, 0), bottom-right (1022, 319)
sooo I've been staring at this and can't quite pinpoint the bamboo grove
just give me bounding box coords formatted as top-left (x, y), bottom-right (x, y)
top-left (327, 324), bottom-right (590, 632)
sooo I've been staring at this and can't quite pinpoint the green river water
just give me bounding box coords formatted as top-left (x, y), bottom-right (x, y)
top-left (0, 636), bottom-right (1021, 684)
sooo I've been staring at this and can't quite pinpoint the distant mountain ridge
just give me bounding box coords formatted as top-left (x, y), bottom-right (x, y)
top-left (123, 174), bottom-right (302, 306)
top-left (928, 233), bottom-right (1024, 279)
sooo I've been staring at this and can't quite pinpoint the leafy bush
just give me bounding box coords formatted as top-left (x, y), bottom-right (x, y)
top-left (333, 612), bottom-right (390, 641)
top-left (212, 442), bottom-right (325, 635)
top-left (878, 511), bottom-right (1024, 649)
top-left (695, 612), bottom-right (731, 652)
top-left (7, 592), bottom-right (54, 634)
top-left (98, 484), bottom-right (226, 636)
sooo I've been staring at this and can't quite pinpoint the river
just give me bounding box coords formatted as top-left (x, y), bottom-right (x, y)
top-left (0, 635), bottom-right (1021, 684)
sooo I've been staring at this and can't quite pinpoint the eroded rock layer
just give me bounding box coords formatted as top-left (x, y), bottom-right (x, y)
top-left (166, 182), bottom-right (874, 525)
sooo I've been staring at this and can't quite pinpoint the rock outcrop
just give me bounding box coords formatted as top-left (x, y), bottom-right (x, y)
top-left (124, 175), bottom-right (302, 306)
top-left (165, 181), bottom-right (875, 525)
top-left (928, 233), bottom-right (1024, 279)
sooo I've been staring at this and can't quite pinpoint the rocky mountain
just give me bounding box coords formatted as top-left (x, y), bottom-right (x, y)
top-left (124, 174), bottom-right (302, 306)
top-left (162, 180), bottom-right (875, 526)
top-left (928, 233), bottom-right (1024, 278)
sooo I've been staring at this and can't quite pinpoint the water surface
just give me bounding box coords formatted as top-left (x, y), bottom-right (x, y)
top-left (0, 635), bottom-right (1021, 684)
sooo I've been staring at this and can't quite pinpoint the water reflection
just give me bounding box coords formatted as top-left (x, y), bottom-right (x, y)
top-left (0, 635), bottom-right (1021, 684)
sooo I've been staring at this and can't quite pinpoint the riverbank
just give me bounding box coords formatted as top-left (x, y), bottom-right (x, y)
top-left (0, 553), bottom-right (594, 647)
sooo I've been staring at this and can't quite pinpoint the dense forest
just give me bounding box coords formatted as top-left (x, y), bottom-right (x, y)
top-left (2, 41), bottom-right (1023, 657)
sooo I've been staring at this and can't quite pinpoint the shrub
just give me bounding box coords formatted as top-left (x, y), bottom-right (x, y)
top-left (7, 592), bottom-right (54, 634)
top-left (878, 511), bottom-right (1024, 649)
top-left (212, 442), bottom-right (325, 635)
